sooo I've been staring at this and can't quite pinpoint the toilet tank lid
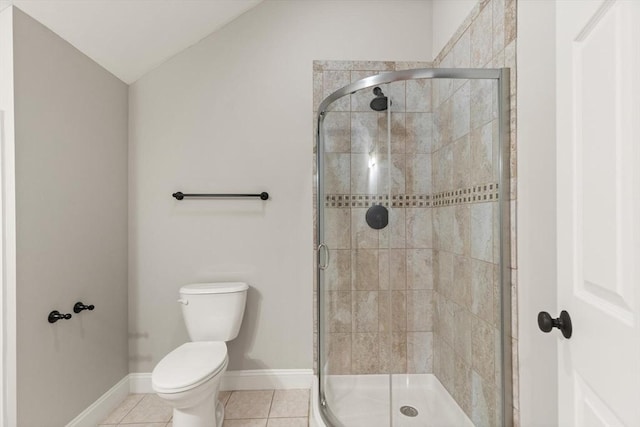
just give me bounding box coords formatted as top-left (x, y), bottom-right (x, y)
top-left (180, 282), bottom-right (248, 294)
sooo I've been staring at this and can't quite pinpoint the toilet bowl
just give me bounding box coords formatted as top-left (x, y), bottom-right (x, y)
top-left (152, 282), bottom-right (248, 427)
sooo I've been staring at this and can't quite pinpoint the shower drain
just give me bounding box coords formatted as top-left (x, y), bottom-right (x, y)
top-left (400, 406), bottom-right (419, 417)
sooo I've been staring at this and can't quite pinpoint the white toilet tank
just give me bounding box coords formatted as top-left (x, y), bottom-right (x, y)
top-left (179, 282), bottom-right (248, 341)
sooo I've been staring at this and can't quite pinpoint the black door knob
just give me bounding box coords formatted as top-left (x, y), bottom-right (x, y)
top-left (538, 310), bottom-right (572, 339)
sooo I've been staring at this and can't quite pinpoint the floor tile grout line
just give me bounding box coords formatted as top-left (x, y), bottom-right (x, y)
top-left (266, 389), bottom-right (276, 420)
top-left (110, 394), bottom-right (145, 426)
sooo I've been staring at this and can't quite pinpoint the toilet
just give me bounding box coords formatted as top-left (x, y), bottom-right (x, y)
top-left (152, 282), bottom-right (248, 427)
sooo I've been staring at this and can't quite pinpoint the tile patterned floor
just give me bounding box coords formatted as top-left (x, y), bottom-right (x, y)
top-left (99, 389), bottom-right (310, 427)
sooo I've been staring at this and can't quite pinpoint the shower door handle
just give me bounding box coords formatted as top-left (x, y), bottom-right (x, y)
top-left (318, 243), bottom-right (330, 270)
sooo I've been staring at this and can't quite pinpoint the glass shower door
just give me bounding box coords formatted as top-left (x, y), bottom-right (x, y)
top-left (317, 86), bottom-right (394, 426)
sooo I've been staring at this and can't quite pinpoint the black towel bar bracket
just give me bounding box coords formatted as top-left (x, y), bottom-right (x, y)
top-left (172, 192), bottom-right (269, 201)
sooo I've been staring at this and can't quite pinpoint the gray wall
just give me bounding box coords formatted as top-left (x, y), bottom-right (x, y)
top-left (12, 8), bottom-right (128, 426)
top-left (128, 0), bottom-right (433, 373)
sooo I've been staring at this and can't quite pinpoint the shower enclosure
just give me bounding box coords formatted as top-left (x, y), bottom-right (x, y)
top-left (315, 67), bottom-right (511, 427)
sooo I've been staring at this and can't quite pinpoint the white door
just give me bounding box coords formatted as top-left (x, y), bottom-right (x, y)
top-left (556, 0), bottom-right (640, 426)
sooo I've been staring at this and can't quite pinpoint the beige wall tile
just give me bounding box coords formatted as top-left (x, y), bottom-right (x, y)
top-left (351, 208), bottom-right (378, 249)
top-left (351, 112), bottom-right (378, 153)
top-left (327, 333), bottom-right (351, 375)
top-left (472, 259), bottom-right (495, 324)
top-left (453, 205), bottom-right (471, 256)
top-left (470, 121), bottom-right (494, 184)
top-left (432, 145), bottom-right (453, 193)
top-left (325, 250), bottom-right (351, 291)
top-left (351, 153), bottom-right (376, 194)
top-left (380, 207), bottom-right (406, 249)
top-left (433, 98), bottom-right (452, 151)
top-left (454, 356), bottom-right (472, 415)
top-left (453, 30), bottom-right (471, 69)
top-left (434, 250), bottom-right (454, 299)
top-left (406, 113), bottom-right (433, 154)
top-left (353, 291), bottom-right (379, 332)
top-left (323, 208), bottom-right (350, 249)
top-left (406, 79), bottom-right (431, 113)
top-left (407, 331), bottom-right (433, 374)
top-left (470, 79), bottom-right (495, 131)
top-left (327, 291), bottom-right (351, 333)
top-left (352, 333), bottom-right (380, 374)
top-left (352, 249), bottom-right (379, 290)
top-left (452, 82), bottom-right (471, 141)
top-left (323, 70), bottom-right (350, 111)
top-left (470, 4), bottom-right (493, 67)
top-left (386, 81), bottom-right (406, 112)
top-left (323, 112), bottom-right (351, 153)
top-left (492, 0), bottom-right (505, 55)
top-left (378, 249), bottom-right (407, 290)
top-left (453, 304), bottom-right (472, 364)
top-left (472, 317), bottom-right (496, 382)
top-left (452, 134), bottom-right (471, 189)
top-left (452, 254), bottom-right (472, 310)
top-left (471, 202), bottom-right (494, 262)
top-left (435, 292), bottom-right (455, 346)
top-left (406, 208), bottom-right (433, 248)
top-left (313, 71), bottom-right (324, 111)
top-left (406, 153), bottom-right (432, 194)
top-left (434, 335), bottom-right (455, 393)
top-left (433, 206), bottom-right (453, 252)
top-left (377, 112), bottom-right (406, 154)
top-left (471, 371), bottom-right (498, 427)
top-left (380, 331), bottom-right (408, 373)
top-left (406, 249), bottom-right (433, 290)
top-left (378, 153), bottom-right (407, 194)
top-left (505, 0), bottom-right (516, 45)
top-left (407, 290), bottom-right (433, 332)
top-left (323, 153), bottom-right (350, 194)
top-left (378, 290), bottom-right (407, 332)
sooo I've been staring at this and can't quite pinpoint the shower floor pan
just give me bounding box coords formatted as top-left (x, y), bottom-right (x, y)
top-left (313, 374), bottom-right (473, 427)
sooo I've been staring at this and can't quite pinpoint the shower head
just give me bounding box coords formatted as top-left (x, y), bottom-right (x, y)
top-left (370, 86), bottom-right (390, 111)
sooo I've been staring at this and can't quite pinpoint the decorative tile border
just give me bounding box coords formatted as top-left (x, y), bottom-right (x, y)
top-left (324, 194), bottom-right (431, 208)
top-left (432, 183), bottom-right (499, 206)
top-left (324, 183), bottom-right (499, 208)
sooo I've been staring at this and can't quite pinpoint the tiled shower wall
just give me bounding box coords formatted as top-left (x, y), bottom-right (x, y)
top-left (429, 0), bottom-right (518, 425)
top-left (313, 60), bottom-right (437, 375)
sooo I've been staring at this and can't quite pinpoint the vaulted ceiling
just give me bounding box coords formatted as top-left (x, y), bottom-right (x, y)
top-left (1, 0), bottom-right (263, 83)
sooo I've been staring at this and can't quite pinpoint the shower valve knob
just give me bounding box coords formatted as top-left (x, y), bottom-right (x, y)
top-left (73, 302), bottom-right (95, 313)
top-left (538, 310), bottom-right (572, 339)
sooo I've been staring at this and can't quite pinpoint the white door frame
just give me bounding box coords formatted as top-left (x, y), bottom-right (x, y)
top-left (516, 0), bottom-right (560, 425)
top-left (0, 53), bottom-right (18, 427)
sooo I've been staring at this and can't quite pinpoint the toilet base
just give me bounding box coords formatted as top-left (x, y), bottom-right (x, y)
top-left (172, 397), bottom-right (224, 427)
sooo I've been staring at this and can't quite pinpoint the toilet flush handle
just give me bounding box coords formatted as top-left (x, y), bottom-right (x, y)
top-left (177, 298), bottom-right (189, 305)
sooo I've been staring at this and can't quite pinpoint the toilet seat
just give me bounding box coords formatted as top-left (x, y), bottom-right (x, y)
top-left (152, 341), bottom-right (227, 394)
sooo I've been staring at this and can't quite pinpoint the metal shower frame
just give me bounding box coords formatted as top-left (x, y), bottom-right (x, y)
top-left (315, 67), bottom-right (512, 427)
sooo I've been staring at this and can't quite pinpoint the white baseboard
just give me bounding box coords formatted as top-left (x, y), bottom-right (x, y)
top-left (65, 375), bottom-right (129, 427)
top-left (129, 372), bottom-right (153, 393)
top-left (221, 369), bottom-right (314, 391)
top-left (128, 369), bottom-right (314, 394)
